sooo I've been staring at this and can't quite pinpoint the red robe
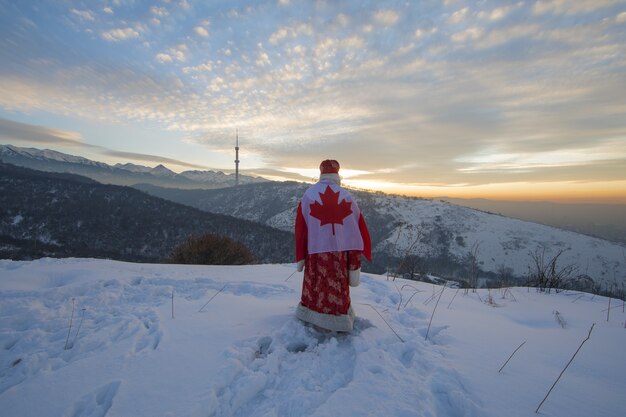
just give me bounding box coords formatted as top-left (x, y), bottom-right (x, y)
top-left (294, 180), bottom-right (371, 331)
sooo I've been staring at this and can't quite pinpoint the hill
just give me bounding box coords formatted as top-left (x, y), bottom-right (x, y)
top-left (441, 197), bottom-right (626, 245)
top-left (0, 163), bottom-right (293, 263)
top-left (0, 258), bottom-right (624, 417)
top-left (134, 182), bottom-right (626, 291)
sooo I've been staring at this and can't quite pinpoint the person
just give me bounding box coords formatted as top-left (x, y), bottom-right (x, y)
top-left (294, 159), bottom-right (372, 332)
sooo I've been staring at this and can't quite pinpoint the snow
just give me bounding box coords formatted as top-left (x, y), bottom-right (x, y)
top-left (115, 163), bottom-right (153, 174)
top-left (371, 196), bottom-right (626, 286)
top-left (1, 145), bottom-right (108, 168)
top-left (0, 258), bottom-right (624, 417)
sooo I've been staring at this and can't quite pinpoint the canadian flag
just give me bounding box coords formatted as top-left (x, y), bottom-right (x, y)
top-left (295, 180), bottom-right (371, 262)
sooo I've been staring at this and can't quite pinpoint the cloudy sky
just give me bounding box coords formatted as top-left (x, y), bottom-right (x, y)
top-left (1, 0), bottom-right (625, 202)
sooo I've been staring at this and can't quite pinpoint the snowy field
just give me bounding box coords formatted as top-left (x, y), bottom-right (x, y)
top-left (1, 258), bottom-right (625, 417)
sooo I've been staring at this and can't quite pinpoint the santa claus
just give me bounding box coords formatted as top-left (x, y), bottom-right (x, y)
top-left (294, 159), bottom-right (372, 332)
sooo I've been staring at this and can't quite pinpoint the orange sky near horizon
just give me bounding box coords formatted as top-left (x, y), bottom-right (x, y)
top-left (341, 179), bottom-right (626, 204)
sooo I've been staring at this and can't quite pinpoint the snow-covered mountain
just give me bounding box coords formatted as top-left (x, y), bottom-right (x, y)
top-left (114, 162), bottom-right (153, 173)
top-left (150, 164), bottom-right (177, 177)
top-left (135, 182), bottom-right (626, 291)
top-left (0, 144), bottom-right (266, 189)
top-left (1, 258), bottom-right (624, 417)
top-left (0, 144), bottom-right (109, 168)
top-left (180, 169), bottom-right (245, 186)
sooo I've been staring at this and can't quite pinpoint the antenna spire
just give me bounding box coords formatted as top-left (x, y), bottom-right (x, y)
top-left (235, 129), bottom-right (240, 186)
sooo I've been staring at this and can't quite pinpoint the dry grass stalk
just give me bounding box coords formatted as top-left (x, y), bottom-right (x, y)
top-left (447, 288), bottom-right (460, 309)
top-left (535, 323), bottom-right (595, 413)
top-left (425, 284), bottom-right (446, 341)
top-left (64, 298), bottom-right (76, 350)
top-left (498, 340), bottom-right (527, 373)
top-left (362, 303), bottom-right (404, 343)
top-left (198, 284), bottom-right (228, 312)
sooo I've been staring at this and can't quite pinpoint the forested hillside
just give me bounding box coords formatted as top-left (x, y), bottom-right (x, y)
top-left (0, 163), bottom-right (293, 263)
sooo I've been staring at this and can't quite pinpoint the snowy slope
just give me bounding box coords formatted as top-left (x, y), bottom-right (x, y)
top-left (370, 195), bottom-right (626, 285)
top-left (145, 181), bottom-right (625, 287)
top-left (1, 258), bottom-right (624, 417)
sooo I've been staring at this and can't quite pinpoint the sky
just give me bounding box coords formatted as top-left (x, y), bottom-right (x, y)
top-left (1, 0), bottom-right (626, 203)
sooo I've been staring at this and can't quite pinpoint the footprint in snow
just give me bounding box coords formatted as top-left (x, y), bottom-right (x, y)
top-left (204, 317), bottom-right (371, 417)
top-left (131, 311), bottom-right (162, 354)
top-left (63, 380), bottom-right (121, 417)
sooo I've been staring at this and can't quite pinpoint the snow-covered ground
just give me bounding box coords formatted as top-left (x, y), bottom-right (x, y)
top-left (1, 258), bottom-right (624, 417)
top-left (370, 196), bottom-right (626, 284)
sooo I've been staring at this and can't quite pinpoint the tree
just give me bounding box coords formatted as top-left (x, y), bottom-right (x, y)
top-left (169, 234), bottom-right (256, 265)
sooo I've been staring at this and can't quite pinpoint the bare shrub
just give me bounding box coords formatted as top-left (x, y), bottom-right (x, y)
top-left (169, 234), bottom-right (256, 265)
top-left (528, 247), bottom-right (578, 293)
top-left (387, 223), bottom-right (424, 281)
top-left (464, 241), bottom-right (481, 294)
top-left (553, 310), bottom-right (567, 328)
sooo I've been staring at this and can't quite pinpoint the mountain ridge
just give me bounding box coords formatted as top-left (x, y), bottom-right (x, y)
top-left (0, 144), bottom-right (266, 189)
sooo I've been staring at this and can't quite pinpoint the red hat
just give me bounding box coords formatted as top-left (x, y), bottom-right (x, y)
top-left (319, 159), bottom-right (340, 174)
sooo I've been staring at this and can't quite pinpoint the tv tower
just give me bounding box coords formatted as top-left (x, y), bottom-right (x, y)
top-left (234, 129), bottom-right (240, 186)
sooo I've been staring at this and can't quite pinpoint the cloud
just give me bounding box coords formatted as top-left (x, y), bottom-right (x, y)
top-left (156, 53), bottom-right (173, 63)
top-left (194, 26), bottom-right (209, 37)
top-left (533, 0), bottom-right (623, 15)
top-left (447, 7), bottom-right (469, 24)
top-left (0, 117), bottom-right (88, 146)
top-left (473, 24), bottom-right (538, 49)
top-left (451, 26), bottom-right (484, 43)
top-left (155, 44), bottom-right (189, 63)
top-left (269, 23), bottom-right (313, 44)
top-left (373, 10), bottom-right (400, 26)
top-left (481, 6), bottom-right (513, 21)
top-left (183, 61), bottom-right (213, 74)
top-left (150, 6), bottom-right (168, 17)
top-left (256, 51), bottom-right (271, 67)
top-left (101, 27), bottom-right (140, 42)
top-left (101, 150), bottom-right (207, 169)
top-left (269, 28), bottom-right (288, 44)
top-left (70, 9), bottom-right (96, 22)
top-left (336, 14), bottom-right (349, 27)
top-left (455, 140), bottom-right (626, 174)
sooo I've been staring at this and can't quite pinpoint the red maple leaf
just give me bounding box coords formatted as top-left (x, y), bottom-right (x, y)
top-left (309, 186), bottom-right (353, 235)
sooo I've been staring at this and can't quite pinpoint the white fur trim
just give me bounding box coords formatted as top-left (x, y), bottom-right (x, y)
top-left (349, 268), bottom-right (360, 287)
top-left (319, 173), bottom-right (341, 185)
top-left (296, 303), bottom-right (355, 332)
